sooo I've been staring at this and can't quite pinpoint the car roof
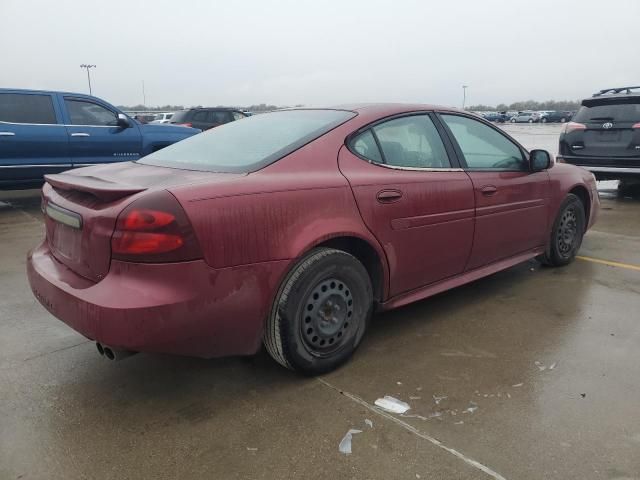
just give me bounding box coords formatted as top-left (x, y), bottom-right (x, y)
top-left (584, 86), bottom-right (640, 105)
top-left (330, 103), bottom-right (464, 116)
top-left (0, 87), bottom-right (95, 97)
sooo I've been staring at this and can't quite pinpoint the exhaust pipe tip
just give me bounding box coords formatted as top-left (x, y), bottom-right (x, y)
top-left (103, 347), bottom-right (116, 360)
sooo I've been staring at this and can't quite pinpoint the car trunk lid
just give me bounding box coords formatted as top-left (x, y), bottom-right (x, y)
top-left (42, 162), bottom-right (242, 282)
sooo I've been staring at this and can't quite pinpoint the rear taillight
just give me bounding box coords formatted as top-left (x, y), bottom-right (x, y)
top-left (632, 122), bottom-right (640, 129)
top-left (179, 122), bottom-right (193, 128)
top-left (111, 190), bottom-right (202, 262)
top-left (564, 122), bottom-right (587, 134)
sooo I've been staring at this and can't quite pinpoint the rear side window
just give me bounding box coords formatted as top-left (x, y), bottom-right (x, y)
top-left (573, 100), bottom-right (640, 123)
top-left (170, 111), bottom-right (190, 123)
top-left (65, 99), bottom-right (118, 126)
top-left (352, 130), bottom-right (382, 163)
top-left (192, 111), bottom-right (209, 122)
top-left (372, 115), bottom-right (450, 168)
top-left (140, 109), bottom-right (356, 173)
top-left (0, 93), bottom-right (57, 124)
top-left (211, 111), bottom-right (231, 124)
top-left (441, 114), bottom-right (526, 171)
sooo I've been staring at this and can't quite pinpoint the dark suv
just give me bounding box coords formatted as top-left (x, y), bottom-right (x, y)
top-left (169, 107), bottom-right (247, 130)
top-left (558, 86), bottom-right (640, 193)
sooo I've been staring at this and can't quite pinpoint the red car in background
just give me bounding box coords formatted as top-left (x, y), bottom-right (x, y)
top-left (27, 104), bottom-right (599, 374)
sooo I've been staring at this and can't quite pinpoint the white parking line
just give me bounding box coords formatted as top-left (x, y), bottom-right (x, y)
top-left (317, 378), bottom-right (508, 480)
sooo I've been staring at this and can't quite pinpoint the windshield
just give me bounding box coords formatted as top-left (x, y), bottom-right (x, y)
top-left (139, 109), bottom-right (356, 173)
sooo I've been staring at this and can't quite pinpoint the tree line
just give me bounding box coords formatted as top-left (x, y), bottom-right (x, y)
top-left (116, 103), bottom-right (302, 112)
top-left (467, 100), bottom-right (581, 112)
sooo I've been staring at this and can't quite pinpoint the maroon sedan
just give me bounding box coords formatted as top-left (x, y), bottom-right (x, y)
top-left (27, 104), bottom-right (599, 374)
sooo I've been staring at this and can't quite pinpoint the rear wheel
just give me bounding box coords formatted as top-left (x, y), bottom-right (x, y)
top-left (541, 117), bottom-right (547, 123)
top-left (528, 119), bottom-right (534, 123)
top-left (560, 117), bottom-right (567, 123)
top-left (264, 248), bottom-right (373, 375)
top-left (537, 194), bottom-right (585, 266)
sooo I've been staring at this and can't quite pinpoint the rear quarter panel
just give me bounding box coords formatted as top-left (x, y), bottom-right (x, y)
top-left (170, 120), bottom-right (388, 273)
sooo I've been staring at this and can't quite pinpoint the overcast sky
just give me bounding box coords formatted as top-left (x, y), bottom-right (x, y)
top-left (2, 0), bottom-right (639, 108)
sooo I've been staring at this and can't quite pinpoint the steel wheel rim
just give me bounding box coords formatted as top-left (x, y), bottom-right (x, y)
top-left (301, 278), bottom-right (354, 354)
top-left (557, 207), bottom-right (578, 256)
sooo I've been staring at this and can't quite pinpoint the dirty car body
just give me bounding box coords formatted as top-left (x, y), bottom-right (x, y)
top-left (27, 104), bottom-right (599, 373)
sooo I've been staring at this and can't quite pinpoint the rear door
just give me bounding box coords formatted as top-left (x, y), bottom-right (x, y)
top-left (339, 113), bottom-right (475, 297)
top-left (438, 113), bottom-right (550, 270)
top-left (62, 96), bottom-right (142, 167)
top-left (0, 91), bottom-right (69, 186)
top-left (563, 99), bottom-right (640, 160)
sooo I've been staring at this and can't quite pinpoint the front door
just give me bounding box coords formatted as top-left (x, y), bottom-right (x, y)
top-left (339, 113), bottom-right (475, 297)
top-left (438, 113), bottom-right (550, 270)
top-left (62, 96), bottom-right (142, 167)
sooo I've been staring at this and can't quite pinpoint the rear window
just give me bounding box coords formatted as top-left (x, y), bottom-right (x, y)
top-left (170, 110), bottom-right (191, 123)
top-left (139, 109), bottom-right (356, 173)
top-left (574, 99), bottom-right (640, 123)
top-left (0, 93), bottom-right (57, 124)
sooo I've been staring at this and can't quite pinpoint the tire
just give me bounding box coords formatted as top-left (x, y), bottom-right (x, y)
top-left (528, 119), bottom-right (534, 123)
top-left (537, 194), bottom-right (586, 267)
top-left (541, 117), bottom-right (547, 123)
top-left (264, 248), bottom-right (373, 375)
top-left (511, 118), bottom-right (516, 123)
top-left (560, 117), bottom-right (567, 123)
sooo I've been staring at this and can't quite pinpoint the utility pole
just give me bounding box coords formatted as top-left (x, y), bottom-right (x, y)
top-left (462, 85), bottom-right (468, 109)
top-left (142, 80), bottom-right (146, 107)
top-left (80, 64), bottom-right (96, 95)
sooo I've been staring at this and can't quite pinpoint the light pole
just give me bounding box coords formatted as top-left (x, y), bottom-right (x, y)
top-left (462, 85), bottom-right (468, 109)
top-left (80, 64), bottom-right (96, 95)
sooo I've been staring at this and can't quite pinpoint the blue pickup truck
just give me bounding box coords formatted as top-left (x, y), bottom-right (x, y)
top-left (0, 89), bottom-right (200, 189)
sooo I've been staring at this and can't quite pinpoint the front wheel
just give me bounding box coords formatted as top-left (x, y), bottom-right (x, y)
top-left (541, 117), bottom-right (547, 123)
top-left (264, 248), bottom-right (373, 375)
top-left (537, 194), bottom-right (586, 266)
top-left (528, 119), bottom-right (534, 123)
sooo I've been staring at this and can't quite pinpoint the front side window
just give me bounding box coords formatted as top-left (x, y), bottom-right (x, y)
top-left (140, 109), bottom-right (355, 173)
top-left (65, 99), bottom-right (118, 126)
top-left (232, 111), bottom-right (246, 121)
top-left (350, 115), bottom-right (450, 168)
top-left (0, 93), bottom-right (57, 124)
top-left (441, 114), bottom-right (526, 171)
top-left (211, 111), bottom-right (231, 124)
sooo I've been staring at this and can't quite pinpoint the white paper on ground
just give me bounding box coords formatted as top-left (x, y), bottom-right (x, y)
top-left (374, 396), bottom-right (410, 414)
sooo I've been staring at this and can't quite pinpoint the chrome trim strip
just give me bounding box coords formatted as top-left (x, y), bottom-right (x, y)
top-left (0, 120), bottom-right (124, 128)
top-left (72, 163), bottom-right (100, 167)
top-left (0, 164), bottom-right (71, 168)
top-left (582, 166), bottom-right (640, 173)
top-left (0, 132), bottom-right (16, 136)
top-left (372, 163), bottom-right (464, 172)
top-left (45, 203), bottom-right (82, 229)
top-left (71, 133), bottom-right (90, 137)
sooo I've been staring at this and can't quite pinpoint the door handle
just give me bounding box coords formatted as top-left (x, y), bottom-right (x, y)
top-left (481, 185), bottom-right (498, 196)
top-left (0, 132), bottom-right (16, 136)
top-left (377, 189), bottom-right (403, 203)
top-left (71, 133), bottom-right (90, 137)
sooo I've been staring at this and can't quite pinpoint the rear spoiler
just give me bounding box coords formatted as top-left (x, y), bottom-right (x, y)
top-left (582, 95), bottom-right (640, 107)
top-left (45, 173), bottom-right (147, 202)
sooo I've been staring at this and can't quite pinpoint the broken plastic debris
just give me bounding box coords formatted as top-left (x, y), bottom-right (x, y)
top-left (454, 421), bottom-right (464, 425)
top-left (338, 429), bottom-right (362, 455)
top-left (401, 413), bottom-right (429, 420)
top-left (364, 419), bottom-right (373, 428)
top-left (374, 396), bottom-right (410, 414)
top-left (463, 402), bottom-right (478, 414)
top-left (512, 383), bottom-right (524, 388)
top-left (397, 381), bottom-right (403, 385)
top-left (549, 362), bottom-right (557, 370)
top-left (433, 395), bottom-right (448, 405)
top-left (246, 447), bottom-right (258, 452)
top-left (409, 396), bottom-right (421, 400)
top-left (534, 361), bottom-right (547, 371)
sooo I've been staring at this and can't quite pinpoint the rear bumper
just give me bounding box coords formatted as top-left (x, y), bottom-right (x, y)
top-left (27, 241), bottom-right (289, 358)
top-left (558, 156), bottom-right (640, 178)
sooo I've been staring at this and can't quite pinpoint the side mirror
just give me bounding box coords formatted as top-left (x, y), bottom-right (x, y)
top-left (530, 149), bottom-right (551, 171)
top-left (117, 113), bottom-right (131, 128)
